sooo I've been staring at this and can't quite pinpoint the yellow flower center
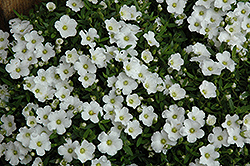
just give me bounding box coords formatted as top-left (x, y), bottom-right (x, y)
top-left (124, 36), bottom-right (129, 41)
top-left (37, 141), bottom-right (42, 147)
top-left (161, 138), bottom-right (166, 144)
top-left (189, 128), bottom-right (195, 133)
top-left (56, 119), bottom-right (61, 125)
top-left (217, 135), bottom-right (223, 141)
top-left (62, 25), bottom-right (68, 30)
top-left (83, 64), bottom-right (88, 69)
top-left (107, 140), bottom-right (112, 145)
top-left (80, 148), bottom-right (85, 154)
top-left (205, 153), bottom-right (210, 159)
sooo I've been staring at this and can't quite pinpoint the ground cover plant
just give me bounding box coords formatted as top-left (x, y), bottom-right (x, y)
top-left (0, 0), bottom-right (250, 165)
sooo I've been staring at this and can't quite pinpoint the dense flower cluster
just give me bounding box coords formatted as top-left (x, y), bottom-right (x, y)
top-left (0, 0), bottom-right (250, 165)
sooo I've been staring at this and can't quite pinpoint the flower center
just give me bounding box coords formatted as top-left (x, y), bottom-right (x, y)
top-left (25, 133), bottom-right (30, 137)
top-left (107, 140), bottom-right (112, 145)
top-left (229, 28), bottom-right (234, 33)
top-left (86, 36), bottom-right (91, 41)
top-left (16, 68), bottom-right (21, 73)
top-left (199, 11), bottom-right (204, 15)
top-left (227, 120), bottom-right (232, 126)
top-left (222, 61), bottom-right (227, 65)
top-left (43, 49), bottom-right (48, 54)
top-left (217, 135), bottom-right (223, 141)
top-left (172, 127), bottom-right (177, 133)
top-left (207, 67), bottom-right (213, 71)
top-left (80, 148), bottom-right (85, 154)
top-left (128, 99), bottom-right (134, 104)
top-left (172, 3), bottom-right (177, 8)
top-left (241, 9), bottom-right (246, 14)
top-left (43, 114), bottom-right (48, 119)
top-left (123, 80), bottom-right (128, 85)
top-left (172, 114), bottom-right (177, 119)
top-left (202, 89), bottom-right (207, 95)
top-left (89, 110), bottom-right (94, 115)
top-left (62, 25), bottom-right (68, 30)
top-left (41, 76), bottom-right (46, 81)
top-left (8, 122), bottom-right (12, 127)
top-left (110, 99), bottom-right (115, 104)
top-left (161, 138), bottom-right (166, 144)
top-left (72, 2), bottom-right (77, 7)
top-left (83, 64), bottom-right (88, 69)
top-left (108, 26), bottom-right (113, 30)
top-left (22, 49), bottom-right (27, 53)
top-left (233, 136), bottom-right (237, 141)
top-left (84, 76), bottom-right (89, 81)
top-left (144, 114), bottom-right (149, 119)
top-left (124, 36), bottom-right (129, 41)
top-left (68, 148), bottom-right (73, 153)
top-left (205, 153), bottom-right (210, 159)
top-left (189, 128), bottom-right (195, 133)
top-left (56, 119), bottom-right (61, 125)
top-left (247, 23), bottom-right (250, 28)
top-left (172, 92), bottom-right (177, 97)
top-left (37, 141), bottom-right (42, 147)
top-left (63, 69), bottom-right (69, 74)
top-left (31, 39), bottom-right (36, 44)
top-left (119, 116), bottom-right (124, 120)
top-left (194, 22), bottom-right (199, 27)
top-left (0, 38), bottom-right (4, 42)
top-left (13, 150), bottom-right (18, 155)
top-left (128, 127), bottom-right (134, 133)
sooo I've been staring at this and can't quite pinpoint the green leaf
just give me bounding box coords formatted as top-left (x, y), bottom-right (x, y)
top-left (235, 105), bottom-right (250, 114)
top-left (123, 145), bottom-right (133, 156)
top-left (136, 136), bottom-right (142, 147)
top-left (229, 99), bottom-right (235, 112)
top-left (1, 78), bottom-right (13, 86)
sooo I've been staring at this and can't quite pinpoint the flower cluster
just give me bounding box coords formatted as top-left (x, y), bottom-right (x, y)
top-left (0, 0), bottom-right (250, 165)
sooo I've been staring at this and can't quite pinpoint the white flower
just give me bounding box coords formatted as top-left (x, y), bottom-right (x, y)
top-left (89, 48), bottom-right (107, 69)
top-left (151, 130), bottom-right (177, 153)
top-left (102, 89), bottom-right (124, 108)
top-left (97, 131), bottom-right (123, 156)
top-left (81, 100), bottom-right (103, 123)
top-left (199, 144), bottom-right (220, 166)
top-left (221, 114), bottom-right (240, 130)
top-left (168, 53), bottom-right (184, 71)
top-left (163, 120), bottom-right (183, 141)
top-left (169, 83), bottom-right (186, 100)
top-left (47, 110), bottom-right (72, 135)
top-left (105, 17), bottom-right (121, 33)
top-left (208, 127), bottom-right (229, 148)
top-left (56, 62), bottom-right (75, 81)
top-left (120, 5), bottom-right (132, 21)
top-left (180, 119), bottom-right (205, 143)
top-left (24, 30), bottom-right (44, 50)
top-left (16, 126), bottom-right (34, 147)
top-left (29, 133), bottom-right (51, 156)
top-left (79, 28), bottom-right (99, 48)
top-left (75, 140), bottom-right (96, 163)
top-left (139, 105), bottom-right (158, 127)
top-left (141, 49), bottom-right (153, 63)
top-left (5, 141), bottom-right (28, 166)
top-left (143, 31), bottom-right (160, 47)
top-left (214, 0), bottom-right (236, 12)
top-left (32, 157), bottom-right (43, 166)
top-left (115, 27), bottom-right (138, 48)
top-left (115, 72), bottom-right (138, 95)
top-left (55, 87), bottom-right (71, 101)
top-left (78, 73), bottom-right (96, 88)
top-left (199, 80), bottom-right (217, 99)
top-left (124, 120), bottom-right (142, 139)
top-left (36, 105), bottom-right (52, 126)
top-left (227, 128), bottom-right (245, 148)
top-left (206, 114), bottom-right (216, 126)
top-left (1, 114), bottom-right (16, 136)
top-left (55, 15), bottom-right (77, 38)
top-left (26, 116), bottom-right (37, 128)
top-left (216, 51), bottom-right (236, 72)
top-left (5, 58), bottom-right (30, 79)
top-left (74, 55), bottom-right (96, 75)
top-left (166, 0), bottom-right (187, 14)
top-left (187, 106), bottom-right (205, 127)
top-left (66, 0), bottom-right (84, 12)
top-left (58, 138), bottom-right (79, 162)
top-left (200, 59), bottom-right (223, 76)
top-left (126, 94), bottom-right (141, 109)
top-left (162, 104), bottom-right (185, 123)
top-left (46, 2), bottom-right (56, 12)
top-left (114, 107), bottom-right (133, 125)
top-left (91, 155), bottom-right (111, 166)
top-left (65, 48), bottom-right (80, 64)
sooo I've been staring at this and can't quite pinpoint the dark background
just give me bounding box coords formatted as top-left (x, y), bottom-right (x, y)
top-left (0, 0), bottom-right (43, 31)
